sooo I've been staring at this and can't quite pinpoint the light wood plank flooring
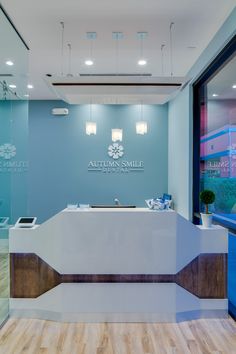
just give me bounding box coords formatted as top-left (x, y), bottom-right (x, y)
top-left (0, 318), bottom-right (236, 353)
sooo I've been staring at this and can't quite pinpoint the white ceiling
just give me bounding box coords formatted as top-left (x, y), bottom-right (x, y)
top-left (1, 0), bottom-right (236, 100)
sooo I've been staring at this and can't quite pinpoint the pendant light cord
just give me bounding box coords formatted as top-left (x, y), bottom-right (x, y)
top-left (60, 21), bottom-right (65, 76)
top-left (67, 43), bottom-right (72, 76)
top-left (90, 38), bottom-right (93, 60)
top-left (115, 37), bottom-right (119, 75)
top-left (161, 44), bottom-right (165, 76)
top-left (140, 37), bottom-right (143, 59)
top-left (140, 100), bottom-right (143, 120)
top-left (170, 22), bottom-right (174, 77)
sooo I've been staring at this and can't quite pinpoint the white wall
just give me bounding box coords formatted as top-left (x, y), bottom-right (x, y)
top-left (168, 6), bottom-right (236, 220)
top-left (168, 87), bottom-right (192, 220)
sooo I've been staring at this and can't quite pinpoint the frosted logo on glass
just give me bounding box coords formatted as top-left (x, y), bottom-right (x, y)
top-left (0, 143), bottom-right (16, 160)
top-left (0, 143), bottom-right (28, 173)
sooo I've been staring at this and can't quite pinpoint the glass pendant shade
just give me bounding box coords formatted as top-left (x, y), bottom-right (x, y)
top-left (86, 121), bottom-right (97, 135)
top-left (112, 128), bottom-right (123, 142)
top-left (136, 121), bottom-right (148, 135)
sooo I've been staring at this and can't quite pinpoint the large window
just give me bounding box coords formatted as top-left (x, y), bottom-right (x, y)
top-left (193, 35), bottom-right (236, 227)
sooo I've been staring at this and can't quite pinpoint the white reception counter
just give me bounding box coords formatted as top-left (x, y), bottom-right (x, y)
top-left (9, 208), bottom-right (228, 322)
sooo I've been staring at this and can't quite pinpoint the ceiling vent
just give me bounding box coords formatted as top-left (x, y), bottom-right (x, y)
top-left (52, 108), bottom-right (69, 116)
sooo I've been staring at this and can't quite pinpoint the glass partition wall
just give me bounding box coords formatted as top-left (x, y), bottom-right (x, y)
top-left (0, 5), bottom-right (29, 326)
top-left (193, 35), bottom-right (236, 319)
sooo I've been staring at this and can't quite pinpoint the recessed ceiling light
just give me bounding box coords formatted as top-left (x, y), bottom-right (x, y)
top-left (9, 84), bottom-right (16, 89)
top-left (232, 84), bottom-right (236, 89)
top-left (27, 84), bottom-right (34, 89)
top-left (6, 60), bottom-right (14, 66)
top-left (85, 59), bottom-right (94, 66)
top-left (212, 93), bottom-right (218, 97)
top-left (138, 59), bottom-right (147, 66)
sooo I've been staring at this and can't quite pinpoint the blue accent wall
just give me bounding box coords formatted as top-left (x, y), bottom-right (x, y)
top-left (0, 101), bottom-right (11, 218)
top-left (29, 101), bottom-right (168, 222)
top-left (0, 100), bottom-right (28, 223)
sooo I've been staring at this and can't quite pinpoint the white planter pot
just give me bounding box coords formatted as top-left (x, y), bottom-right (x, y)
top-left (200, 213), bottom-right (213, 228)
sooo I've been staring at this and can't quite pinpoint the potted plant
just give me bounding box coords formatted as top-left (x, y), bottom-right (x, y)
top-left (200, 189), bottom-right (215, 228)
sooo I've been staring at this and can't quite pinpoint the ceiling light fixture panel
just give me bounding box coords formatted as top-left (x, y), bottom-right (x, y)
top-left (86, 32), bottom-right (97, 40)
top-left (137, 32), bottom-right (148, 40)
top-left (112, 32), bottom-right (124, 40)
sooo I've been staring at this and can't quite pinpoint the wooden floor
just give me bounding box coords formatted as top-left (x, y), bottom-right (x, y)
top-left (0, 318), bottom-right (236, 353)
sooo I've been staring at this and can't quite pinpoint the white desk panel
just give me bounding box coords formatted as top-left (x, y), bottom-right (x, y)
top-left (9, 208), bottom-right (228, 275)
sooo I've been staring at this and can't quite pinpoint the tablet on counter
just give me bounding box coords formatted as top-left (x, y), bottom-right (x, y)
top-left (15, 217), bottom-right (37, 228)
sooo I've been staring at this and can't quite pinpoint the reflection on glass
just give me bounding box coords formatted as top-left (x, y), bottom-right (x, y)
top-left (0, 4), bottom-right (29, 327)
top-left (200, 54), bottom-right (236, 219)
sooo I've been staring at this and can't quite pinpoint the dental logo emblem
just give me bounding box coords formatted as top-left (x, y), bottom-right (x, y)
top-left (0, 143), bottom-right (16, 160)
top-left (108, 143), bottom-right (124, 160)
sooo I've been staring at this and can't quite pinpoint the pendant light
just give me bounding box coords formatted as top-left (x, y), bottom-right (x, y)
top-left (85, 32), bottom-right (96, 66)
top-left (111, 33), bottom-right (124, 142)
top-left (86, 102), bottom-right (96, 135)
top-left (112, 32), bottom-right (124, 74)
top-left (136, 102), bottom-right (148, 135)
top-left (112, 129), bottom-right (123, 142)
top-left (137, 32), bottom-right (148, 66)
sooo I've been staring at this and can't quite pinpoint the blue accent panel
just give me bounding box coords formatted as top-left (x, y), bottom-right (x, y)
top-left (0, 101), bottom-right (11, 218)
top-left (228, 233), bottom-right (236, 319)
top-left (0, 101), bottom-right (28, 223)
top-left (200, 149), bottom-right (236, 160)
top-left (200, 127), bottom-right (236, 143)
top-left (29, 101), bottom-right (168, 223)
top-left (213, 214), bottom-right (236, 229)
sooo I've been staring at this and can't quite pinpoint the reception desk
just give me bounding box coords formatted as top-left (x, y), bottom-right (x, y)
top-left (9, 208), bottom-right (228, 322)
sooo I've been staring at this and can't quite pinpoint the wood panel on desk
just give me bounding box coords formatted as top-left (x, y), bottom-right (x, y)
top-left (10, 253), bottom-right (60, 298)
top-left (61, 274), bottom-right (175, 283)
top-left (10, 253), bottom-right (227, 299)
top-left (176, 253), bottom-right (227, 299)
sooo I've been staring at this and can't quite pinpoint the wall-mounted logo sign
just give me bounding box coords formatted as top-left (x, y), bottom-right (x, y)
top-left (108, 143), bottom-right (124, 160)
top-left (0, 143), bottom-right (28, 173)
top-left (88, 143), bottom-right (144, 174)
top-left (0, 143), bottom-right (16, 160)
